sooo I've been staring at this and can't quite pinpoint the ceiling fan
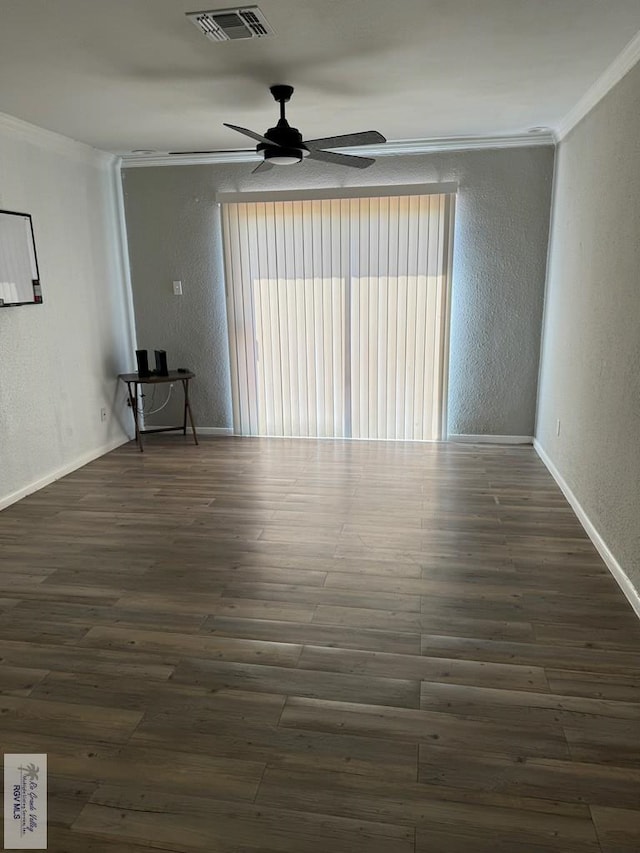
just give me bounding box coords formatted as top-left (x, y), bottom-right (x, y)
top-left (172, 85), bottom-right (386, 173)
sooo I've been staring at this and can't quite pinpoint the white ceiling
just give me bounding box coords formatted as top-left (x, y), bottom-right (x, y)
top-left (1, 0), bottom-right (640, 154)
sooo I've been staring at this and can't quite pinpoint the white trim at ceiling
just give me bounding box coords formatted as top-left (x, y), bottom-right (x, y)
top-left (0, 110), bottom-right (115, 168)
top-left (120, 132), bottom-right (555, 168)
top-left (555, 28), bottom-right (640, 140)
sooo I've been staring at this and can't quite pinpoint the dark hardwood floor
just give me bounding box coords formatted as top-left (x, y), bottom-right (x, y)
top-left (1, 437), bottom-right (639, 852)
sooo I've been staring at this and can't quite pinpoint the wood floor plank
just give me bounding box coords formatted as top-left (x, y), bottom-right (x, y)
top-left (0, 694), bottom-right (143, 742)
top-left (546, 668), bottom-right (640, 702)
top-left (201, 614), bottom-right (421, 654)
top-left (29, 672), bottom-right (259, 714)
top-left (0, 663), bottom-right (49, 695)
top-left (0, 615), bottom-right (91, 644)
top-left (257, 765), bottom-right (592, 823)
top-left (0, 729), bottom-right (124, 762)
top-left (5, 599), bottom-right (207, 634)
top-left (255, 766), bottom-right (599, 852)
top-left (72, 785), bottom-right (415, 853)
top-left (56, 744), bottom-right (265, 801)
top-left (0, 639), bottom-right (175, 680)
top-left (133, 715), bottom-right (418, 780)
top-left (47, 776), bottom-right (99, 830)
top-left (420, 634), bottom-right (640, 674)
top-left (419, 679), bottom-right (640, 721)
top-left (280, 696), bottom-right (570, 758)
top-left (171, 658), bottom-right (421, 708)
top-left (534, 620), bottom-right (640, 650)
top-left (222, 581), bottom-right (422, 612)
top-left (45, 826), bottom-right (175, 853)
top-left (80, 625), bottom-right (303, 667)
top-left (563, 716), bottom-right (640, 766)
top-left (298, 643), bottom-right (550, 692)
top-left (112, 591), bottom-right (316, 622)
top-left (590, 806), bottom-right (640, 853)
top-left (414, 829), bottom-right (585, 853)
top-left (418, 744), bottom-right (640, 809)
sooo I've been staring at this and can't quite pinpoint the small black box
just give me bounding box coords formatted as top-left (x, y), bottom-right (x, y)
top-left (155, 349), bottom-right (168, 377)
top-left (136, 349), bottom-right (150, 378)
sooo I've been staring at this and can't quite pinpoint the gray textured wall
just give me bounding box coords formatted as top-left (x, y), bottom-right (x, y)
top-left (536, 62), bottom-right (640, 590)
top-left (0, 131), bottom-right (132, 508)
top-left (122, 146), bottom-right (553, 435)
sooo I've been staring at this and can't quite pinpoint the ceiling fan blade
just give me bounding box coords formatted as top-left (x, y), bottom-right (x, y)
top-left (304, 130), bottom-right (386, 150)
top-left (168, 149), bottom-right (234, 155)
top-left (307, 149), bottom-right (375, 169)
top-left (252, 159), bottom-right (274, 174)
top-left (223, 123), bottom-right (282, 148)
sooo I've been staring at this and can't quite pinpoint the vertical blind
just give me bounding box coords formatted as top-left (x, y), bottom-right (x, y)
top-left (222, 191), bottom-right (455, 440)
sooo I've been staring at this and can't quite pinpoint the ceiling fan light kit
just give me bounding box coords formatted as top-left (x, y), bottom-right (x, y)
top-left (264, 148), bottom-right (304, 165)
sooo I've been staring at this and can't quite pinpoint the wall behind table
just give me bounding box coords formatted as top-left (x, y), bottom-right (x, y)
top-left (0, 118), bottom-right (134, 508)
top-left (122, 146), bottom-right (554, 436)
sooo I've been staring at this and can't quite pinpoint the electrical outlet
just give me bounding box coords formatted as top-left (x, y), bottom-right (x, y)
top-left (100, 407), bottom-right (108, 422)
top-left (556, 419), bottom-right (561, 436)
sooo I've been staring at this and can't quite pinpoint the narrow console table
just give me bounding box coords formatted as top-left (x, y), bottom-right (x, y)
top-left (118, 371), bottom-right (198, 452)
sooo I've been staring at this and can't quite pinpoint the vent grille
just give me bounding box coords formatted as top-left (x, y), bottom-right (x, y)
top-left (186, 6), bottom-right (274, 41)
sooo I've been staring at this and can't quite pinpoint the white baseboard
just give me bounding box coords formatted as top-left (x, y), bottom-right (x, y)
top-left (196, 427), bottom-right (234, 436)
top-left (534, 439), bottom-right (640, 621)
top-left (0, 434), bottom-right (130, 512)
top-left (448, 434), bottom-right (534, 445)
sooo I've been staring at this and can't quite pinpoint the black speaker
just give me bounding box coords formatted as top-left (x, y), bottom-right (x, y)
top-left (155, 349), bottom-right (168, 377)
top-left (136, 349), bottom-right (150, 378)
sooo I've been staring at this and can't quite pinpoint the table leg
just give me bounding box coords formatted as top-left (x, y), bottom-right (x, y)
top-left (182, 381), bottom-right (188, 435)
top-left (128, 381), bottom-right (143, 452)
top-left (183, 379), bottom-right (199, 446)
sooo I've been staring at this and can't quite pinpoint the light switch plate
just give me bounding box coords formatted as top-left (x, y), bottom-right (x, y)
top-left (173, 280), bottom-right (183, 295)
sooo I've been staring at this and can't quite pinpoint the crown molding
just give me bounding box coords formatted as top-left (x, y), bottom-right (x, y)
top-left (555, 28), bottom-right (640, 140)
top-left (120, 132), bottom-right (555, 168)
top-left (0, 111), bottom-right (115, 168)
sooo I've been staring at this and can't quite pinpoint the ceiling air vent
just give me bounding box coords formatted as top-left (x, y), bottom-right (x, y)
top-left (186, 6), bottom-right (275, 41)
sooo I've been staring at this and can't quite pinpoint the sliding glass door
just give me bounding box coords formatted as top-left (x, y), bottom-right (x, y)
top-left (222, 191), bottom-right (455, 440)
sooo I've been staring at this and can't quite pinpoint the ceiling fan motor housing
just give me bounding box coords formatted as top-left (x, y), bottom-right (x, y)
top-left (259, 119), bottom-right (309, 158)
